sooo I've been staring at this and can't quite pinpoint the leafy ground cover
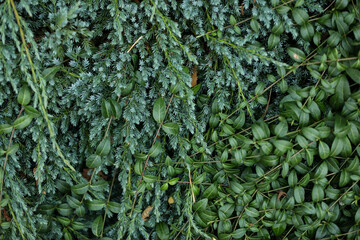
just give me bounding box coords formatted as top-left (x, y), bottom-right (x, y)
top-left (0, 0), bottom-right (360, 239)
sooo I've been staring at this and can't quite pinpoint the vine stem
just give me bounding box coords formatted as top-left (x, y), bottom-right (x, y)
top-left (130, 94), bottom-right (174, 217)
top-left (0, 105), bottom-right (24, 224)
top-left (100, 168), bottom-right (118, 237)
top-left (327, 179), bottom-right (360, 211)
top-left (9, 0), bottom-right (75, 171)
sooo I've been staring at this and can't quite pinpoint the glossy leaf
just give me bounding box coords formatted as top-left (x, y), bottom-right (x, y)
top-left (153, 98), bottom-right (166, 123)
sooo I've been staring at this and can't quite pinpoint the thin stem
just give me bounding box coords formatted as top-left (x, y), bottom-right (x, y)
top-left (130, 94), bottom-right (174, 216)
top-left (100, 168), bottom-right (118, 237)
top-left (0, 105), bottom-right (24, 224)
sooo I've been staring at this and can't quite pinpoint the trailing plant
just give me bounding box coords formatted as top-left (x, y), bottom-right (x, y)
top-left (0, 0), bottom-right (360, 239)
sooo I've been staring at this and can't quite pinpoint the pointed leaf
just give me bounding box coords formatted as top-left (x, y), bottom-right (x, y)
top-left (162, 123), bottom-right (179, 135)
top-left (153, 98), bottom-right (166, 123)
top-left (13, 115), bottom-right (33, 129)
top-left (96, 138), bottom-right (111, 156)
top-left (17, 85), bottom-right (31, 106)
top-left (91, 215), bottom-right (103, 237)
top-left (86, 154), bottom-right (102, 168)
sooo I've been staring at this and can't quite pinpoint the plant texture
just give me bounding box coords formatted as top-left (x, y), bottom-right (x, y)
top-left (0, 0), bottom-right (360, 239)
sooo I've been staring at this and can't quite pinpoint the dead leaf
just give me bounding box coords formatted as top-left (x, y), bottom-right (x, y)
top-left (142, 206), bottom-right (154, 221)
top-left (191, 65), bottom-right (198, 87)
top-left (168, 196), bottom-right (175, 205)
top-left (33, 167), bottom-right (39, 187)
top-left (82, 168), bottom-right (108, 181)
top-left (2, 208), bottom-right (11, 222)
top-left (277, 190), bottom-right (287, 201)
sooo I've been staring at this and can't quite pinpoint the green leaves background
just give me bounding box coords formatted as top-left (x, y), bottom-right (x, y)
top-left (0, 0), bottom-right (360, 239)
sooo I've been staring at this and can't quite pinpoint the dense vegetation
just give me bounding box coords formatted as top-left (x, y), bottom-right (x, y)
top-left (1, 0), bottom-right (360, 239)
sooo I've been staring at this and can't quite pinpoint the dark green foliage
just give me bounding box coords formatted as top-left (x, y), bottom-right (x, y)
top-left (0, 0), bottom-right (360, 239)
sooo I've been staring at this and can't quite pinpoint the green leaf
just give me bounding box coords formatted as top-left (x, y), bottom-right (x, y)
top-left (160, 183), bottom-right (168, 191)
top-left (109, 98), bottom-right (122, 119)
top-left (91, 215), bottom-right (103, 237)
top-left (277, 6), bottom-right (291, 14)
top-left (24, 106), bottom-right (41, 117)
top-left (287, 47), bottom-right (306, 62)
top-left (272, 23), bottom-right (284, 35)
top-left (319, 141), bottom-right (330, 160)
top-left (222, 124), bottom-right (235, 136)
top-left (122, 81), bottom-right (134, 95)
top-left (107, 201), bottom-right (121, 213)
top-left (90, 180), bottom-right (108, 192)
top-left (0, 199), bottom-right (9, 208)
top-left (327, 31), bottom-right (341, 47)
top-left (230, 15), bottom-right (236, 25)
top-left (346, 68), bottom-right (360, 84)
top-left (72, 221), bottom-right (87, 231)
top-left (272, 222), bottom-right (286, 236)
top-left (339, 170), bottom-right (350, 187)
top-left (292, 8), bottom-right (309, 25)
top-left (13, 115), bottom-right (33, 129)
top-left (312, 184), bottom-right (324, 202)
top-left (135, 160), bottom-right (143, 175)
top-left (162, 122), bottom-right (179, 135)
top-left (302, 127), bottom-right (320, 141)
top-left (300, 22), bottom-right (314, 41)
top-left (66, 196), bottom-right (81, 209)
top-left (230, 181), bottom-right (244, 194)
top-left (288, 170), bottom-right (298, 187)
top-left (153, 98), bottom-right (166, 123)
top-left (17, 85), bottom-right (31, 106)
top-left (7, 144), bottom-right (19, 155)
top-left (86, 154), bottom-right (102, 168)
top-left (245, 207), bottom-right (259, 218)
top-left (75, 206), bottom-right (85, 217)
top-left (57, 203), bottom-right (73, 216)
top-left (219, 204), bottom-right (235, 220)
top-left (314, 162), bottom-right (328, 179)
top-left (250, 19), bottom-right (260, 32)
top-left (268, 34), bottom-right (280, 50)
top-left (232, 229), bottom-right (246, 239)
top-left (168, 177), bottom-right (178, 185)
top-left (42, 66), bottom-right (60, 80)
top-left (143, 175), bottom-right (157, 183)
top-left (327, 222), bottom-right (340, 235)
top-left (193, 198), bottom-right (208, 212)
top-left (335, 0), bottom-right (348, 9)
top-left (149, 141), bottom-right (162, 157)
top-left (156, 222), bottom-right (169, 240)
top-left (101, 99), bottom-right (112, 118)
top-left (233, 111), bottom-right (245, 129)
top-left (96, 138), bottom-right (111, 156)
top-left (308, 101), bottom-right (321, 120)
top-left (203, 184), bottom-right (218, 199)
top-left (294, 186), bottom-right (305, 203)
top-left (331, 137), bottom-right (345, 156)
top-left (355, 208), bottom-right (360, 223)
top-left (56, 180), bottom-right (71, 193)
top-left (0, 124), bottom-right (13, 134)
top-left (1, 222), bottom-right (11, 230)
top-left (252, 122), bottom-right (268, 140)
top-left (295, 0), bottom-right (305, 7)
top-left (86, 200), bottom-right (105, 211)
top-left (354, 25), bottom-right (360, 41)
top-left (57, 216), bottom-right (71, 226)
top-left (71, 183), bottom-right (89, 195)
top-left (38, 204), bottom-right (55, 215)
top-left (273, 140), bottom-right (293, 153)
top-left (274, 120), bottom-right (288, 137)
